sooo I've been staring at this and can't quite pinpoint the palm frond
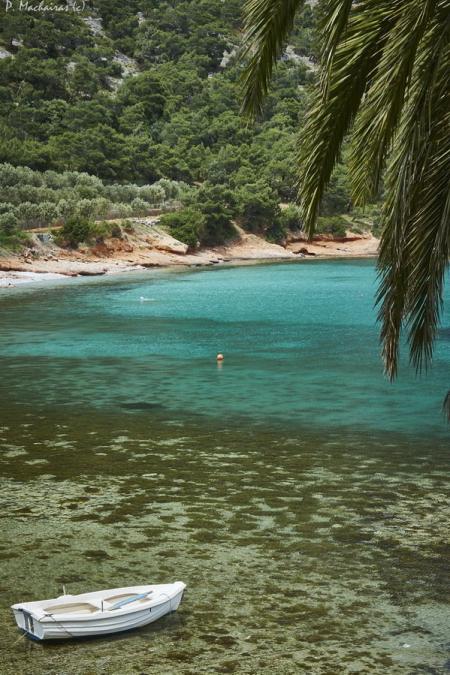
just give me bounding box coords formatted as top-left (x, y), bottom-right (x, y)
top-left (241, 0), bottom-right (305, 119)
top-left (443, 391), bottom-right (450, 422)
top-left (240, 0), bottom-right (450, 383)
top-left (319, 0), bottom-right (353, 92)
top-left (297, 0), bottom-right (396, 237)
top-left (376, 10), bottom-right (450, 378)
top-left (349, 0), bottom-right (436, 205)
top-left (405, 131), bottom-right (450, 373)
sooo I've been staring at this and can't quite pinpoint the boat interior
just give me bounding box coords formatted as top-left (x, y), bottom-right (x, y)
top-left (45, 602), bottom-right (99, 615)
top-left (43, 591), bottom-right (154, 615)
top-left (105, 593), bottom-right (142, 604)
top-left (106, 591), bottom-right (153, 610)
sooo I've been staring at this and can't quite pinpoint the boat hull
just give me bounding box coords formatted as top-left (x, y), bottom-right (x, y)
top-left (12, 583), bottom-right (185, 641)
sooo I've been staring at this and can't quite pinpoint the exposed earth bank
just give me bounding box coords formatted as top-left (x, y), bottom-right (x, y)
top-left (0, 218), bottom-right (379, 287)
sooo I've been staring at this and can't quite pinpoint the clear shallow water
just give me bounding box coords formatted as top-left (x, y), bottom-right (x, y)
top-left (0, 260), bottom-right (449, 674)
top-left (0, 260), bottom-right (449, 437)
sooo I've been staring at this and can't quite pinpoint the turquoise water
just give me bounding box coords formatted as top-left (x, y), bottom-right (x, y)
top-left (0, 260), bottom-right (449, 674)
top-left (1, 260), bottom-right (449, 436)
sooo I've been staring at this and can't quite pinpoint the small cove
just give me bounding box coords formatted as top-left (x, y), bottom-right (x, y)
top-left (0, 260), bottom-right (449, 674)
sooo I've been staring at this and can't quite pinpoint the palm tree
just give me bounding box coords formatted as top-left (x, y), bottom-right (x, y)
top-left (241, 0), bottom-right (450, 383)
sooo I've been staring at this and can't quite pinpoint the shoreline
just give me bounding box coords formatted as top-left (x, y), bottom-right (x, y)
top-left (0, 229), bottom-right (379, 288)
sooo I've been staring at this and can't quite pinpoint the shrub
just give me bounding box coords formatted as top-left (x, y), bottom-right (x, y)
top-left (16, 202), bottom-right (43, 228)
top-left (75, 199), bottom-right (97, 220)
top-left (58, 216), bottom-right (94, 248)
top-left (279, 204), bottom-right (302, 231)
top-left (109, 223), bottom-right (123, 239)
top-left (349, 224), bottom-right (363, 235)
top-left (156, 178), bottom-right (180, 201)
top-left (0, 212), bottom-right (31, 250)
top-left (92, 197), bottom-right (110, 219)
top-left (266, 221), bottom-right (287, 244)
top-left (139, 184), bottom-right (165, 205)
top-left (194, 184), bottom-right (236, 246)
top-left (107, 202), bottom-right (133, 219)
top-left (43, 170), bottom-right (68, 190)
top-left (160, 208), bottom-right (205, 249)
top-left (104, 184), bottom-right (140, 203)
top-left (10, 186), bottom-right (59, 204)
top-left (15, 201), bottom-right (58, 229)
top-left (120, 220), bottom-right (134, 234)
top-left (73, 172), bottom-right (104, 190)
top-left (0, 164), bottom-right (42, 188)
top-left (320, 165), bottom-right (351, 215)
top-left (237, 183), bottom-right (281, 233)
top-left (0, 229), bottom-right (31, 251)
top-left (0, 202), bottom-right (16, 216)
top-left (40, 201), bottom-right (59, 226)
top-left (131, 197), bottom-right (150, 216)
top-left (0, 163), bottom-right (21, 187)
top-left (57, 199), bottom-right (77, 222)
top-left (0, 211), bottom-right (19, 234)
top-left (316, 216), bottom-right (348, 238)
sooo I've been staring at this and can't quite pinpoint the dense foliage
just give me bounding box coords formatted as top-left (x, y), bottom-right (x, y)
top-left (0, 163), bottom-right (186, 230)
top-left (0, 1), bottom-right (358, 248)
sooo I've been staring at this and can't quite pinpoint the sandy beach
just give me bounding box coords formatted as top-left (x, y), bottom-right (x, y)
top-left (0, 221), bottom-right (379, 288)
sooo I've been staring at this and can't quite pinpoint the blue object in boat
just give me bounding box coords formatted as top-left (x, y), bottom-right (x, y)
top-left (110, 593), bottom-right (150, 610)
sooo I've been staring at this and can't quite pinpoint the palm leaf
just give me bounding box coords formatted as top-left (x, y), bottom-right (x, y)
top-left (241, 0), bottom-right (305, 119)
top-left (349, 0), bottom-right (436, 205)
top-left (443, 391), bottom-right (450, 422)
top-left (405, 131), bottom-right (450, 373)
top-left (240, 0), bottom-right (450, 384)
top-left (376, 9), bottom-right (450, 378)
top-left (319, 0), bottom-right (353, 93)
top-left (298, 0), bottom-right (397, 237)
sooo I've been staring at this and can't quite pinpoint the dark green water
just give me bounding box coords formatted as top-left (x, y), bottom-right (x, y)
top-left (0, 260), bottom-right (449, 674)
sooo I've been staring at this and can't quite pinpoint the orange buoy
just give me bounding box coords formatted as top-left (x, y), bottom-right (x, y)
top-left (216, 353), bottom-right (224, 361)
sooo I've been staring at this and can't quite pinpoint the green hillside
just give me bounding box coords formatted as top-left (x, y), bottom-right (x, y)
top-left (0, 1), bottom-right (360, 248)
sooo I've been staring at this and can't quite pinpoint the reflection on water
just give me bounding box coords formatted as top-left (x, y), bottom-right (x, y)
top-left (0, 262), bottom-right (449, 673)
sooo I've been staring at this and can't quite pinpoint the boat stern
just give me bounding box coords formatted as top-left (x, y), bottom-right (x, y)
top-left (11, 606), bottom-right (44, 640)
top-left (12, 607), bottom-right (26, 630)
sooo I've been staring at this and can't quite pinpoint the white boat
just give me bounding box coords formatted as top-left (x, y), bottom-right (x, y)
top-left (11, 581), bottom-right (186, 640)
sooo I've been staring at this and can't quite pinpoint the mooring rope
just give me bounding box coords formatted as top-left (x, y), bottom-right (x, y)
top-left (13, 631), bottom-right (28, 646)
top-left (44, 612), bottom-right (76, 639)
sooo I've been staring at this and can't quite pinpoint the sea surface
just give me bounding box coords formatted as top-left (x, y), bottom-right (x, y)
top-left (0, 259), bottom-right (449, 674)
